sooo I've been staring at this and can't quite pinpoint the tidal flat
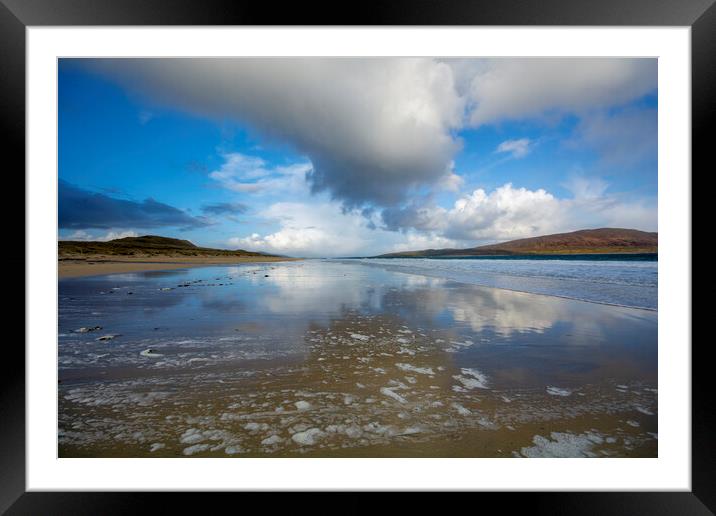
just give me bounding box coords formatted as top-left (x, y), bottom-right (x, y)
top-left (58, 259), bottom-right (657, 458)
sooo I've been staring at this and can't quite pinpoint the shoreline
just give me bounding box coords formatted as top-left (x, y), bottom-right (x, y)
top-left (343, 259), bottom-right (657, 312)
top-left (58, 256), bottom-right (300, 278)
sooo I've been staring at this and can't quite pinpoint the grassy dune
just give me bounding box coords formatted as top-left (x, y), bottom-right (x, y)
top-left (59, 235), bottom-right (281, 260)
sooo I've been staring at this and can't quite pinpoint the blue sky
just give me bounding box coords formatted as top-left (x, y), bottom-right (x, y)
top-left (58, 58), bottom-right (657, 257)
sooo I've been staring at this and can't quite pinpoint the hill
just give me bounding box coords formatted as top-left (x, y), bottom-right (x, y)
top-left (375, 228), bottom-right (658, 258)
top-left (59, 234), bottom-right (279, 259)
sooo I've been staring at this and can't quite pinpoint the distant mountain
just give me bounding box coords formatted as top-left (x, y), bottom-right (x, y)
top-left (375, 228), bottom-right (658, 258)
top-left (59, 234), bottom-right (279, 258)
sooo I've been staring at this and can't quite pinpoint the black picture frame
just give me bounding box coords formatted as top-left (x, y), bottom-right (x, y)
top-left (2, 0), bottom-right (706, 513)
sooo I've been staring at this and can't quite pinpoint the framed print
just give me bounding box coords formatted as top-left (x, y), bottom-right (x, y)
top-left (2, 0), bottom-right (708, 512)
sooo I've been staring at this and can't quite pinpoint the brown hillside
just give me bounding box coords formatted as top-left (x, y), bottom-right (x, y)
top-left (59, 234), bottom-right (278, 259)
top-left (377, 228), bottom-right (657, 258)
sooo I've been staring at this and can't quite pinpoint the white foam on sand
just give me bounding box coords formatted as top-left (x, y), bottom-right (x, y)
top-left (350, 333), bottom-right (370, 341)
top-left (363, 422), bottom-right (398, 436)
top-left (244, 422), bottom-right (269, 432)
top-left (395, 363), bottom-right (434, 375)
top-left (546, 386), bottom-right (572, 397)
top-left (451, 402), bottom-right (471, 415)
top-left (291, 428), bottom-right (324, 446)
top-left (261, 435), bottom-right (283, 446)
top-left (294, 400), bottom-right (312, 411)
top-left (397, 426), bottom-right (422, 435)
top-left (519, 431), bottom-right (604, 458)
top-left (344, 425), bottom-right (363, 438)
top-left (182, 443), bottom-right (210, 456)
top-left (453, 368), bottom-right (489, 389)
top-left (180, 428), bottom-right (204, 444)
top-left (380, 387), bottom-right (407, 403)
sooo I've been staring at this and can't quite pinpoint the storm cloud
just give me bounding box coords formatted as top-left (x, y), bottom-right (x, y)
top-left (58, 180), bottom-right (210, 230)
top-left (81, 58), bottom-right (464, 209)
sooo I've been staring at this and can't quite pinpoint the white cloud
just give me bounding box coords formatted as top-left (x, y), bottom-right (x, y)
top-left (462, 58), bottom-right (656, 126)
top-left (443, 184), bottom-right (565, 241)
top-left (382, 181), bottom-right (656, 248)
top-left (228, 202), bottom-right (386, 257)
top-left (209, 152), bottom-right (312, 194)
top-left (598, 200), bottom-right (657, 231)
top-left (383, 184), bottom-right (563, 242)
top-left (387, 233), bottom-right (460, 253)
top-left (138, 110), bottom-right (154, 125)
top-left (562, 175), bottom-right (609, 200)
top-left (227, 200), bottom-right (468, 258)
top-left (65, 230), bottom-right (93, 240)
top-left (227, 177), bottom-right (656, 257)
top-left (63, 229), bottom-right (139, 242)
top-left (568, 107), bottom-right (657, 166)
top-left (436, 161), bottom-right (464, 192)
top-left (496, 138), bottom-right (531, 159)
top-left (102, 230), bottom-right (140, 241)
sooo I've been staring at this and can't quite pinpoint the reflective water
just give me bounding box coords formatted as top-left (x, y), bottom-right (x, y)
top-left (361, 256), bottom-right (657, 309)
top-left (58, 260), bottom-right (657, 457)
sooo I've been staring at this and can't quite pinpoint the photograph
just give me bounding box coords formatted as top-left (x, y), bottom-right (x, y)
top-left (56, 57), bottom-right (658, 459)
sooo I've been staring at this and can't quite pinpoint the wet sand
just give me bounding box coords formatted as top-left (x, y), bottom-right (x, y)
top-left (59, 256), bottom-right (300, 278)
top-left (58, 260), bottom-right (657, 458)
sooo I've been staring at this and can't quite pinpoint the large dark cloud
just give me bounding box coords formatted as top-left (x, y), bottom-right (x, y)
top-left (201, 202), bottom-right (249, 216)
top-left (381, 199), bottom-right (443, 233)
top-left (58, 180), bottom-right (210, 230)
top-left (79, 58), bottom-right (464, 210)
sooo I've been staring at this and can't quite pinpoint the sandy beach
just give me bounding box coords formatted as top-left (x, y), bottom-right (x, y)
top-left (58, 259), bottom-right (657, 458)
top-left (58, 255), bottom-right (300, 278)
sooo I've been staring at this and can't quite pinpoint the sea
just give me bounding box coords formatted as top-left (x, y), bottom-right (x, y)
top-left (358, 254), bottom-right (657, 310)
